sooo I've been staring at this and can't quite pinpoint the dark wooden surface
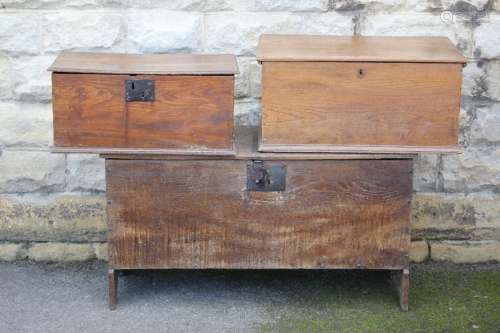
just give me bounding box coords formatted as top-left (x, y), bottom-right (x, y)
top-left (52, 73), bottom-right (234, 153)
top-left (49, 52), bottom-right (238, 75)
top-left (260, 61), bottom-right (462, 153)
top-left (257, 35), bottom-right (466, 63)
top-left (400, 269), bottom-right (410, 311)
top-left (108, 269), bottom-right (117, 310)
top-left (106, 158), bottom-right (412, 270)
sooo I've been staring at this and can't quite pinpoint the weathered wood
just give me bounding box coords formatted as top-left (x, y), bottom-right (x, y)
top-left (108, 268), bottom-right (118, 310)
top-left (106, 158), bottom-right (413, 270)
top-left (399, 269), bottom-right (410, 311)
top-left (52, 73), bottom-right (234, 153)
top-left (49, 52), bottom-right (238, 75)
top-left (260, 61), bottom-right (462, 153)
top-left (257, 35), bottom-right (466, 63)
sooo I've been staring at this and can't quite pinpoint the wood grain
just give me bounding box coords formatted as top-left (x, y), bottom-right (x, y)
top-left (52, 73), bottom-right (234, 152)
top-left (49, 52), bottom-right (238, 75)
top-left (107, 158), bottom-right (412, 270)
top-left (53, 73), bottom-right (126, 148)
top-left (260, 62), bottom-right (463, 153)
top-left (257, 35), bottom-right (467, 63)
top-left (99, 126), bottom-right (416, 160)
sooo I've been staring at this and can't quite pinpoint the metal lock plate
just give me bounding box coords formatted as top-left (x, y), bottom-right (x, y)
top-left (247, 161), bottom-right (286, 192)
top-left (125, 79), bottom-right (155, 102)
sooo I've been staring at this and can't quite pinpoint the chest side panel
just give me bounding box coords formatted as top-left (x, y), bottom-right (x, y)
top-left (261, 62), bottom-right (462, 152)
top-left (106, 159), bottom-right (412, 269)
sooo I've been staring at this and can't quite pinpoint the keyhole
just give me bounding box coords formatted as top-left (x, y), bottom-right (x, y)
top-left (357, 68), bottom-right (365, 78)
top-left (131, 82), bottom-right (135, 90)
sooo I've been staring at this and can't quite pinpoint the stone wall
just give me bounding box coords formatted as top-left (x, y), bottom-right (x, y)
top-left (0, 0), bottom-right (499, 263)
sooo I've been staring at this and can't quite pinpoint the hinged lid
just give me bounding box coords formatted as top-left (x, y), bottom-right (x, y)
top-left (49, 52), bottom-right (239, 75)
top-left (257, 35), bottom-right (467, 64)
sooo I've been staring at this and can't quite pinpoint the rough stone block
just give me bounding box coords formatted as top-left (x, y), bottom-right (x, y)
top-left (0, 55), bottom-right (12, 100)
top-left (127, 11), bottom-right (202, 53)
top-left (0, 194), bottom-right (107, 242)
top-left (0, 243), bottom-right (27, 261)
top-left (470, 103), bottom-right (500, 143)
top-left (42, 12), bottom-right (122, 52)
top-left (0, 151), bottom-right (65, 193)
top-left (412, 193), bottom-right (500, 240)
top-left (494, 0), bottom-right (500, 11)
top-left (462, 61), bottom-right (500, 101)
top-left (235, 57), bottom-right (251, 99)
top-left (457, 102), bottom-right (474, 147)
top-left (413, 154), bottom-right (438, 192)
top-left (0, 102), bottom-right (53, 148)
top-left (67, 155), bottom-right (105, 192)
top-left (347, 0), bottom-right (489, 11)
top-left (12, 55), bottom-right (56, 102)
top-left (0, 13), bottom-right (40, 55)
top-left (484, 60), bottom-right (500, 101)
top-left (129, 0), bottom-right (234, 11)
top-left (431, 240), bottom-right (500, 263)
top-left (235, 100), bottom-right (261, 126)
top-left (249, 60), bottom-right (262, 98)
top-left (333, 0), bottom-right (404, 11)
top-left (404, 0), bottom-right (490, 11)
top-left (474, 15), bottom-right (500, 59)
top-left (253, 0), bottom-right (329, 11)
top-left (461, 61), bottom-right (486, 98)
top-left (0, 0), bottom-right (103, 9)
top-left (360, 13), bottom-right (472, 57)
top-left (205, 12), bottom-right (353, 55)
top-left (410, 241), bottom-right (429, 263)
top-left (441, 146), bottom-right (500, 192)
top-left (93, 243), bottom-right (108, 261)
top-left (473, 228), bottom-right (500, 242)
top-left (28, 242), bottom-right (96, 262)
top-left (444, 0), bottom-right (489, 11)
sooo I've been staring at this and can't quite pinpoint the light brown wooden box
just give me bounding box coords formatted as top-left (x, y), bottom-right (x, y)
top-left (256, 35), bottom-right (467, 154)
top-left (49, 52), bottom-right (238, 156)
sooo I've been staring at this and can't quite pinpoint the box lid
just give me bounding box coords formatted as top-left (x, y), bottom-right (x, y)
top-left (257, 35), bottom-right (467, 64)
top-left (48, 52), bottom-right (239, 75)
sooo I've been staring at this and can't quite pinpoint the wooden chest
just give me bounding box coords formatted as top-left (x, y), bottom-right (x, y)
top-left (104, 126), bottom-right (414, 310)
top-left (49, 52), bottom-right (238, 155)
top-left (257, 35), bottom-right (466, 154)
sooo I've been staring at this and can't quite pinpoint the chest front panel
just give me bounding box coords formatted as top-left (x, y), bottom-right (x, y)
top-left (52, 73), bottom-right (234, 153)
top-left (260, 61), bottom-right (462, 153)
top-left (106, 158), bottom-right (412, 270)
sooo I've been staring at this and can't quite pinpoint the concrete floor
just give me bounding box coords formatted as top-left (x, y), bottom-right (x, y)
top-left (0, 261), bottom-right (270, 332)
top-left (1, 261), bottom-right (499, 333)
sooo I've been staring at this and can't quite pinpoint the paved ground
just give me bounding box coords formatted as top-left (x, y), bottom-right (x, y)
top-left (0, 261), bottom-right (499, 333)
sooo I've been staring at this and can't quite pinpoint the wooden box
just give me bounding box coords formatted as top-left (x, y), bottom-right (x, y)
top-left (257, 35), bottom-right (466, 154)
top-left (49, 52), bottom-right (238, 155)
top-left (104, 126), bottom-right (414, 310)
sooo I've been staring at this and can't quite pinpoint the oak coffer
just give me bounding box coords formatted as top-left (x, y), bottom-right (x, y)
top-left (104, 126), bottom-right (414, 310)
top-left (257, 35), bottom-right (466, 154)
top-left (49, 52), bottom-right (238, 155)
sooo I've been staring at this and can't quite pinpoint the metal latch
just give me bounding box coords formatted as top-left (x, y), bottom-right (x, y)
top-left (125, 79), bottom-right (155, 102)
top-left (247, 161), bottom-right (286, 192)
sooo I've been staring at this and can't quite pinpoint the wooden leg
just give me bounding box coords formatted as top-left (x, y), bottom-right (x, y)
top-left (108, 268), bottom-right (118, 310)
top-left (399, 269), bottom-right (410, 311)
